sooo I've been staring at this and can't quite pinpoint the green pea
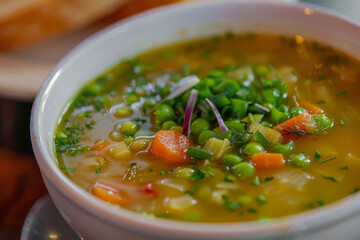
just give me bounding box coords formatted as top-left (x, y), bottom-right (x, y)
top-left (242, 142), bottom-right (265, 155)
top-left (85, 83), bottom-right (102, 95)
top-left (120, 121), bottom-right (139, 136)
top-left (272, 140), bottom-right (295, 154)
top-left (312, 114), bottom-right (333, 130)
top-left (124, 93), bottom-right (139, 104)
top-left (124, 136), bottom-right (134, 145)
top-left (233, 162), bottom-right (255, 178)
top-left (114, 107), bottom-right (133, 118)
top-left (289, 153), bottom-right (310, 167)
top-left (256, 65), bottom-right (269, 75)
top-left (184, 211), bottom-right (201, 221)
top-left (162, 121), bottom-right (177, 130)
top-left (289, 107), bottom-right (306, 118)
top-left (155, 104), bottom-right (175, 123)
top-left (142, 99), bottom-right (157, 113)
top-left (191, 118), bottom-right (210, 135)
top-left (198, 130), bottom-right (216, 145)
top-left (223, 154), bottom-right (243, 166)
top-left (175, 167), bottom-right (194, 179)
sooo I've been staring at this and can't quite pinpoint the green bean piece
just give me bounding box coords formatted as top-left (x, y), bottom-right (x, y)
top-left (231, 99), bottom-right (248, 119)
top-left (210, 94), bottom-right (231, 107)
top-left (191, 118), bottom-right (210, 135)
top-left (272, 141), bottom-right (295, 154)
top-left (120, 122), bottom-right (139, 136)
top-left (162, 121), bottom-right (177, 130)
top-left (155, 104), bottom-right (175, 123)
top-left (213, 79), bottom-right (240, 97)
top-left (271, 107), bottom-right (287, 124)
top-left (198, 130), bottom-right (217, 145)
top-left (233, 162), bottom-right (255, 178)
top-left (312, 114), bottom-right (333, 130)
top-left (242, 142), bottom-right (265, 155)
top-left (223, 154), bottom-right (243, 166)
top-left (289, 153), bottom-right (311, 167)
top-left (289, 107), bottom-right (306, 118)
top-left (224, 120), bottom-right (245, 133)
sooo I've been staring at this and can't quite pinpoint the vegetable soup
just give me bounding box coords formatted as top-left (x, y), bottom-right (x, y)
top-left (55, 34), bottom-right (360, 222)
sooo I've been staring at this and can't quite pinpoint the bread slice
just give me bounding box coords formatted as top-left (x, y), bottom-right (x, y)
top-left (0, 0), bottom-right (128, 51)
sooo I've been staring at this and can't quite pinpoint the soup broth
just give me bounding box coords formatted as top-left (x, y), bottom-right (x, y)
top-left (55, 34), bottom-right (360, 222)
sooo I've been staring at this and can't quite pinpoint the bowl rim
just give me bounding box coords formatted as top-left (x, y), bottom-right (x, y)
top-left (31, 0), bottom-right (360, 238)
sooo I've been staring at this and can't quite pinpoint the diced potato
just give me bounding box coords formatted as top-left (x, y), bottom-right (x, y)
top-left (168, 195), bottom-right (197, 211)
top-left (203, 138), bottom-right (230, 159)
top-left (129, 139), bottom-right (151, 152)
top-left (249, 122), bottom-right (283, 143)
top-left (210, 189), bottom-right (228, 205)
top-left (108, 141), bottom-right (133, 160)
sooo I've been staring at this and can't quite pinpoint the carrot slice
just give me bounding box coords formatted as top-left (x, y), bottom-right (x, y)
top-left (150, 130), bottom-right (192, 164)
top-left (92, 183), bottom-right (130, 205)
top-left (251, 153), bottom-right (284, 169)
top-left (273, 113), bottom-right (311, 140)
top-left (91, 139), bottom-right (111, 151)
top-left (298, 100), bottom-right (323, 114)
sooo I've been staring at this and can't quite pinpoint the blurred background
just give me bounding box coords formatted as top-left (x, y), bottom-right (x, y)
top-left (0, 0), bottom-right (358, 239)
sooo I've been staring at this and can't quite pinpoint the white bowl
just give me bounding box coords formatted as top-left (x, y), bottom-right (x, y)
top-left (31, 1), bottom-right (360, 239)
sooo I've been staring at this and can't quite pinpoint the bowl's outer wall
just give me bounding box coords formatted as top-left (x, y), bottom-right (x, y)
top-left (31, 1), bottom-right (360, 240)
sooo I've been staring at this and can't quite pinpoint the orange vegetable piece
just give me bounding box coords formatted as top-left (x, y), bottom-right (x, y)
top-left (273, 113), bottom-right (311, 140)
top-left (91, 139), bottom-right (111, 154)
top-left (150, 130), bottom-right (192, 164)
top-left (298, 100), bottom-right (323, 114)
top-left (92, 183), bottom-right (130, 205)
top-left (251, 153), bottom-right (284, 169)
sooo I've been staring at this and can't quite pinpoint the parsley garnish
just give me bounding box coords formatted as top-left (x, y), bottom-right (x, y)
top-left (335, 91), bottom-right (347, 96)
top-left (256, 195), bottom-right (268, 206)
top-left (349, 187), bottom-right (360, 194)
top-left (339, 166), bottom-right (349, 170)
top-left (95, 167), bottom-right (101, 174)
top-left (339, 120), bottom-right (345, 126)
top-left (160, 171), bottom-right (168, 176)
top-left (314, 150), bottom-right (322, 162)
top-left (317, 100), bottom-right (326, 104)
top-left (322, 175), bottom-right (338, 183)
top-left (190, 170), bottom-right (205, 181)
top-left (251, 176), bottom-right (260, 186)
top-left (60, 167), bottom-right (75, 173)
top-left (318, 156), bottom-right (336, 164)
top-left (260, 177), bottom-right (274, 183)
top-left (222, 195), bottom-right (243, 211)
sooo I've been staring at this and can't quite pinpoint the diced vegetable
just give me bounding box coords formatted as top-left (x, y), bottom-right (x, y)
top-left (273, 113), bottom-right (312, 140)
top-left (254, 130), bottom-right (271, 149)
top-left (198, 130), bottom-right (217, 145)
top-left (151, 130), bottom-right (192, 164)
top-left (92, 183), bottom-right (130, 205)
top-left (243, 142), bottom-right (265, 155)
top-left (191, 118), bottom-right (210, 136)
top-left (168, 195), bottom-right (197, 211)
top-left (203, 138), bottom-right (230, 159)
top-left (289, 153), bottom-right (311, 168)
top-left (312, 114), bottom-right (333, 130)
top-left (298, 100), bottom-right (323, 114)
top-left (223, 154), bottom-right (243, 166)
top-left (249, 122), bottom-right (283, 143)
top-left (129, 139), bottom-right (152, 152)
top-left (187, 146), bottom-right (213, 160)
top-left (109, 141), bottom-right (133, 160)
top-left (91, 139), bottom-right (111, 152)
top-left (232, 162), bottom-right (255, 178)
top-left (251, 153), bottom-right (284, 169)
top-left (272, 141), bottom-right (295, 154)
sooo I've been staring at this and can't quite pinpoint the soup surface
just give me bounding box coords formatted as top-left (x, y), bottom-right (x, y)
top-left (55, 34), bottom-right (360, 222)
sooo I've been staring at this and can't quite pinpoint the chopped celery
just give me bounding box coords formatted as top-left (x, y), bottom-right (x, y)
top-left (203, 138), bottom-right (231, 159)
top-left (249, 122), bottom-right (283, 143)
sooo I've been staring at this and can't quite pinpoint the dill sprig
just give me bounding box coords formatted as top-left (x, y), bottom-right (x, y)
top-left (279, 122), bottom-right (314, 139)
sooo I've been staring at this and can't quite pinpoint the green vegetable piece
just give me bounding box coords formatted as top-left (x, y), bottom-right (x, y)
top-left (155, 104), bottom-right (175, 123)
top-left (187, 146), bottom-right (213, 160)
top-left (124, 93), bottom-right (140, 104)
top-left (262, 89), bottom-right (276, 104)
top-left (190, 169), bottom-right (206, 181)
top-left (322, 175), bottom-right (338, 183)
top-left (191, 118), bottom-right (210, 135)
top-left (197, 80), bottom-right (214, 98)
top-left (289, 107), bottom-right (306, 118)
top-left (184, 211), bottom-right (201, 221)
top-left (223, 154), bottom-right (243, 166)
top-left (114, 107), bottom-right (133, 118)
top-left (241, 114), bottom-right (264, 123)
top-left (259, 120), bottom-right (272, 128)
top-left (224, 175), bottom-right (236, 182)
top-left (142, 99), bottom-right (157, 113)
top-left (213, 79), bottom-right (240, 97)
top-left (162, 121), bottom-right (177, 130)
top-left (271, 107), bottom-right (287, 124)
top-left (254, 130), bottom-right (271, 149)
top-left (242, 142), bottom-right (265, 155)
top-left (210, 94), bottom-right (231, 107)
top-left (198, 130), bottom-right (217, 145)
top-left (289, 153), bottom-right (311, 167)
top-left (256, 65), bottom-right (269, 75)
top-left (251, 176), bottom-right (260, 186)
top-left (175, 167), bottom-right (194, 179)
top-left (231, 99), bottom-right (248, 119)
top-left (314, 150), bottom-right (322, 162)
top-left (339, 120), bottom-right (345, 126)
top-left (224, 120), bottom-right (245, 133)
top-left (256, 195), bottom-right (268, 206)
top-left (85, 83), bottom-right (102, 95)
top-left (124, 136), bottom-right (134, 145)
top-left (233, 162), bottom-right (255, 179)
top-left (120, 121), bottom-right (139, 136)
top-left (312, 114), bottom-right (333, 130)
top-left (272, 141), bottom-right (295, 154)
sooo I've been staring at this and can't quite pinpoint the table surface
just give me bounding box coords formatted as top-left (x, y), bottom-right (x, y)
top-left (1, 0), bottom-right (359, 239)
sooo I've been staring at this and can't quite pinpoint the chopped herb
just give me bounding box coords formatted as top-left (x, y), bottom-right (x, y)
top-left (160, 171), bottom-right (168, 176)
top-left (318, 156), bottom-right (336, 164)
top-left (133, 117), bottom-right (147, 124)
top-left (339, 166), bottom-right (349, 170)
top-left (206, 170), bottom-right (215, 177)
top-left (317, 100), bottom-right (326, 105)
top-left (314, 150), bottom-right (322, 162)
top-left (349, 187), bottom-right (360, 194)
top-left (317, 75), bottom-right (326, 81)
top-left (85, 122), bottom-right (94, 130)
top-left (123, 162), bottom-right (139, 181)
top-left (322, 175), bottom-right (338, 183)
top-left (222, 195), bottom-right (243, 211)
top-left (335, 91), bottom-right (347, 96)
top-left (224, 175), bottom-right (235, 182)
top-left (305, 200), bottom-right (325, 209)
top-left (256, 195), bottom-right (268, 206)
top-left (260, 177), bottom-right (274, 183)
top-left (339, 120), bottom-right (345, 126)
top-left (225, 31), bottom-right (234, 39)
top-left (251, 176), bottom-right (260, 186)
top-left (157, 213), bottom-right (173, 218)
top-left (185, 190), bottom-right (194, 195)
top-left (130, 162), bottom-right (137, 167)
top-left (148, 168), bottom-right (153, 172)
top-left (202, 47), bottom-right (215, 60)
top-left (95, 167), bottom-right (101, 173)
top-left (190, 169), bottom-right (206, 181)
top-left (181, 63), bottom-right (190, 76)
top-left (316, 200), bottom-right (325, 206)
top-left (247, 208), bottom-right (258, 214)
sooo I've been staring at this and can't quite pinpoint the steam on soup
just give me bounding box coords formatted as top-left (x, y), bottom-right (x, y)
top-left (55, 34), bottom-right (360, 222)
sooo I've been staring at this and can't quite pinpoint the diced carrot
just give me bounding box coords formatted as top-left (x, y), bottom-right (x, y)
top-left (298, 100), bottom-right (323, 114)
top-left (251, 153), bottom-right (284, 169)
top-left (92, 183), bottom-right (130, 205)
top-left (150, 130), bottom-right (192, 164)
top-left (91, 139), bottom-right (111, 152)
top-left (341, 74), bottom-right (359, 84)
top-left (273, 113), bottom-right (311, 140)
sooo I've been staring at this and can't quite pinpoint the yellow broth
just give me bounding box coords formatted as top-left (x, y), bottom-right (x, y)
top-left (55, 34), bottom-right (360, 222)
